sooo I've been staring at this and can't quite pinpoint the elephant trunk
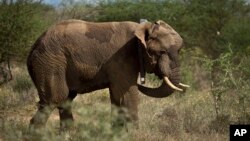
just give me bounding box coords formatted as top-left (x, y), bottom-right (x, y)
top-left (138, 54), bottom-right (188, 97)
top-left (138, 72), bottom-right (185, 98)
top-left (138, 80), bottom-right (174, 98)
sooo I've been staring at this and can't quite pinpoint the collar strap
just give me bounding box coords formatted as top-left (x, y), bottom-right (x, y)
top-left (138, 41), bottom-right (145, 84)
top-left (138, 18), bottom-right (147, 84)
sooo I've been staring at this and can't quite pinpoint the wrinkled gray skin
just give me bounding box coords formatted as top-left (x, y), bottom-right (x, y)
top-left (27, 20), bottom-right (184, 129)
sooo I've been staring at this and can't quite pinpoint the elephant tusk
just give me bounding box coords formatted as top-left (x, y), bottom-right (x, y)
top-left (179, 83), bottom-right (190, 88)
top-left (164, 77), bottom-right (183, 92)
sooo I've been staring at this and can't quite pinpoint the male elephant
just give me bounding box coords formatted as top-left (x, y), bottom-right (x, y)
top-left (27, 19), bottom-right (189, 129)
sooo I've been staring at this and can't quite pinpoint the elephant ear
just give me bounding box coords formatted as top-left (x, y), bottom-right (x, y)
top-left (134, 22), bottom-right (160, 48)
top-left (134, 23), bottom-right (150, 48)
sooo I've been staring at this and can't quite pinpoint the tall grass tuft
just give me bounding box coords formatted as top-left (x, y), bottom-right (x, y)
top-left (12, 73), bottom-right (33, 94)
top-left (12, 72), bottom-right (35, 104)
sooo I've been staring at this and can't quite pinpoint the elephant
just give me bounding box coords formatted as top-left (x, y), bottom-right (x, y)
top-left (27, 19), bottom-right (189, 129)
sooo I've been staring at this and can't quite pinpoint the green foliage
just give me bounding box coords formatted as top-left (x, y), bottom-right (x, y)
top-left (1, 106), bottom-right (129, 141)
top-left (58, 0), bottom-right (98, 21)
top-left (0, 86), bottom-right (12, 109)
top-left (0, 0), bottom-right (55, 61)
top-left (0, 70), bottom-right (34, 109)
top-left (0, 0), bottom-right (55, 85)
top-left (97, 0), bottom-right (165, 22)
top-left (177, 0), bottom-right (250, 58)
top-left (198, 45), bottom-right (250, 122)
top-left (146, 73), bottom-right (162, 87)
top-left (12, 73), bottom-right (33, 94)
top-left (205, 46), bottom-right (250, 93)
top-left (222, 18), bottom-right (250, 54)
top-left (68, 107), bottom-right (129, 141)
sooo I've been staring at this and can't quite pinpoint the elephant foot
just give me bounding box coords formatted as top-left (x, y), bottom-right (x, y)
top-left (59, 110), bottom-right (75, 132)
top-left (111, 109), bottom-right (139, 131)
top-left (29, 103), bottom-right (55, 131)
top-left (59, 119), bottom-right (75, 133)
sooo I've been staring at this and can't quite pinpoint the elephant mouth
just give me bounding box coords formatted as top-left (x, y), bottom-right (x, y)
top-left (163, 76), bottom-right (190, 92)
top-left (152, 68), bottom-right (190, 92)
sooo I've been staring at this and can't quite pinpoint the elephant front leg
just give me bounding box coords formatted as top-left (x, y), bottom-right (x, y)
top-left (109, 85), bottom-right (139, 128)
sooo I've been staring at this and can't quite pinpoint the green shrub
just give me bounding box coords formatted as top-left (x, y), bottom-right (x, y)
top-left (146, 73), bottom-right (162, 87)
top-left (12, 73), bottom-right (33, 94)
top-left (1, 106), bottom-right (129, 141)
top-left (11, 72), bottom-right (35, 104)
top-left (195, 45), bottom-right (250, 129)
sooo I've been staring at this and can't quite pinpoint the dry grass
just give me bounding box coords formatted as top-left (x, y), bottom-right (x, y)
top-left (0, 65), bottom-right (249, 141)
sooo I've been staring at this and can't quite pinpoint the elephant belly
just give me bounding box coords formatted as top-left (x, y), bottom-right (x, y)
top-left (66, 66), bottom-right (109, 94)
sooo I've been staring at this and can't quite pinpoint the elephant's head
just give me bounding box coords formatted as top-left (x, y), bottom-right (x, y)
top-left (135, 20), bottom-right (189, 98)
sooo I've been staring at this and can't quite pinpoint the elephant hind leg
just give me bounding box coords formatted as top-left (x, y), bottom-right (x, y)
top-left (58, 90), bottom-right (77, 131)
top-left (30, 69), bottom-right (69, 129)
top-left (30, 102), bottom-right (55, 129)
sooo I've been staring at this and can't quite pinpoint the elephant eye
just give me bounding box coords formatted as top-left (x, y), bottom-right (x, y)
top-left (166, 51), bottom-right (174, 60)
top-left (148, 37), bottom-right (154, 40)
top-left (160, 51), bottom-right (166, 54)
top-left (149, 36), bottom-right (157, 40)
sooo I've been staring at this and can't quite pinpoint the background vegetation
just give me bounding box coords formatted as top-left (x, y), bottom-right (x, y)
top-left (0, 0), bottom-right (250, 140)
